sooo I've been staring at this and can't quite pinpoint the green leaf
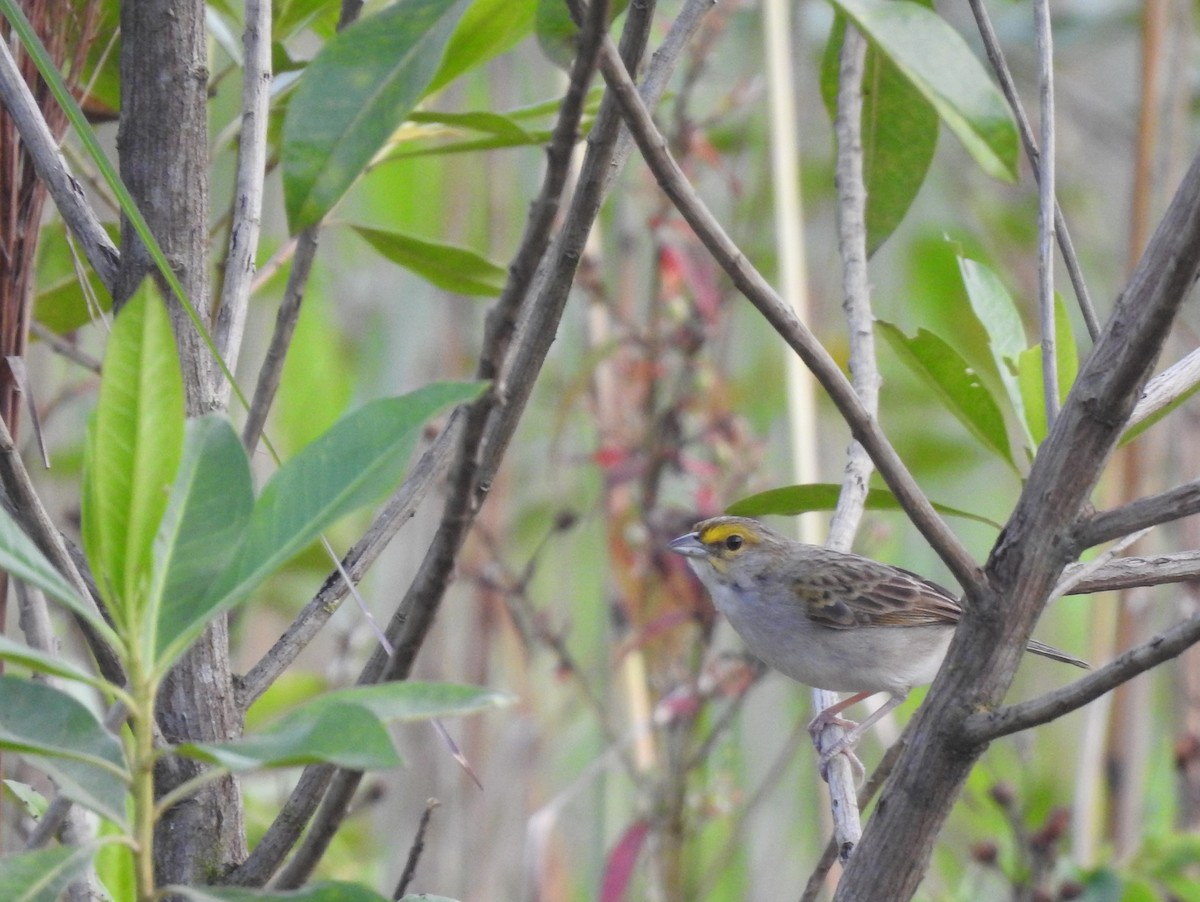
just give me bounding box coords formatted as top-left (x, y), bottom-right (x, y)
top-left (878, 321), bottom-right (1016, 468)
top-left (0, 505), bottom-right (108, 640)
top-left (33, 221), bottom-right (115, 334)
top-left (1015, 295), bottom-right (1078, 445)
top-left (350, 225), bottom-right (508, 296)
top-left (820, 5), bottom-right (939, 255)
top-left (81, 288), bottom-right (185, 628)
top-left (177, 703), bottom-right (399, 771)
top-left (298, 681), bottom-right (515, 724)
top-left (170, 880), bottom-right (392, 901)
top-left (727, 483), bottom-right (1001, 528)
top-left (149, 416), bottom-right (254, 664)
top-left (427, 0), bottom-right (537, 94)
top-left (957, 255), bottom-right (1032, 447)
top-left (0, 843), bottom-right (102, 902)
top-left (2, 779), bottom-right (48, 819)
top-left (830, 0), bottom-right (1018, 182)
top-left (0, 635), bottom-right (117, 694)
top-left (0, 676), bottom-right (128, 825)
top-left (155, 382), bottom-right (484, 671)
top-left (282, 0), bottom-right (473, 229)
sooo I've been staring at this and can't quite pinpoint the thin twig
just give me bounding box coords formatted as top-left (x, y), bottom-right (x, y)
top-left (1034, 0), bottom-right (1058, 426)
top-left (241, 226), bottom-right (318, 453)
top-left (29, 322), bottom-right (101, 373)
top-left (964, 610), bottom-right (1200, 743)
top-left (965, 0), bottom-right (1100, 340)
top-left (799, 738), bottom-right (905, 902)
top-left (214, 0), bottom-right (272, 403)
top-left (1060, 550), bottom-right (1200, 595)
top-left (1127, 347), bottom-right (1200, 432)
top-left (392, 799), bottom-right (439, 900)
top-left (590, 28), bottom-right (983, 594)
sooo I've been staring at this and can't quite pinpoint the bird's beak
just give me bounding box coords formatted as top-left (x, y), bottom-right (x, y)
top-left (668, 531), bottom-right (706, 558)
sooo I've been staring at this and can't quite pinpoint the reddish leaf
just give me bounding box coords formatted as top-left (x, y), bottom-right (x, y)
top-left (600, 819), bottom-right (651, 902)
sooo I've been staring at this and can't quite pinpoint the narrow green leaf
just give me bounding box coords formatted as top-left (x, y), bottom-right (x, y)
top-left (957, 255), bottom-right (1034, 448)
top-left (409, 109), bottom-right (536, 142)
top-left (878, 321), bottom-right (1016, 468)
top-left (299, 681), bottom-right (515, 724)
top-left (727, 484), bottom-right (1001, 528)
top-left (149, 416), bottom-right (254, 664)
top-left (0, 843), bottom-right (101, 902)
top-left (820, 5), bottom-right (939, 254)
top-left (155, 382), bottom-right (484, 671)
top-left (82, 289), bottom-right (184, 628)
top-left (171, 882), bottom-right (392, 902)
top-left (282, 0), bottom-right (473, 229)
top-left (351, 226), bottom-right (508, 296)
top-left (0, 635), bottom-right (118, 695)
top-left (830, 0), bottom-right (1018, 182)
top-left (426, 0), bottom-right (537, 94)
top-left (177, 703), bottom-right (399, 771)
top-left (0, 676), bottom-right (128, 825)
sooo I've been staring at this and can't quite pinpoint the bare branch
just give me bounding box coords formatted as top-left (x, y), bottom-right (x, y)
top-left (1034, 0), bottom-right (1058, 425)
top-left (0, 36), bottom-right (118, 288)
top-left (591, 23), bottom-right (983, 594)
top-left (1128, 347), bottom-right (1200, 430)
top-left (963, 610), bottom-right (1200, 743)
top-left (966, 0), bottom-right (1100, 340)
top-left (214, 0), bottom-right (272, 402)
top-left (392, 798), bottom-right (439, 900)
top-left (1061, 550), bottom-right (1200, 595)
top-left (1076, 478), bottom-right (1200, 549)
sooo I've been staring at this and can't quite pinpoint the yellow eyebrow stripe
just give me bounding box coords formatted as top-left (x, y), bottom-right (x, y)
top-left (698, 522), bottom-right (761, 546)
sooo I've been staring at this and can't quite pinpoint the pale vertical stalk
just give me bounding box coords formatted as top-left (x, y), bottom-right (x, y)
top-left (1034, 0), bottom-right (1058, 426)
top-left (762, 0), bottom-right (819, 545)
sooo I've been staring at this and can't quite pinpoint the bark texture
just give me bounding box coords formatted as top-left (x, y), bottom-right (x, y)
top-left (115, 0), bottom-right (246, 884)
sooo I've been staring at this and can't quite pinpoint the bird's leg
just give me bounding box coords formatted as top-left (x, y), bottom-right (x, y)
top-left (812, 691), bottom-right (908, 770)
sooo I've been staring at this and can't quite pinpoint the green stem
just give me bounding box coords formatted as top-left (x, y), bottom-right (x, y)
top-left (129, 672), bottom-right (159, 902)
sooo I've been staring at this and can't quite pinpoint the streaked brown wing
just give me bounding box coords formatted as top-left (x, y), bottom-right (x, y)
top-left (796, 555), bottom-right (962, 630)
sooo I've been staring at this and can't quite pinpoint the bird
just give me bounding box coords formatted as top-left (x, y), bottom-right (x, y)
top-left (668, 515), bottom-right (1088, 770)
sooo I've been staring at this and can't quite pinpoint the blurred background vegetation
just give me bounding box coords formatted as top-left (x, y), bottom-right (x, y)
top-left (7, 0), bottom-right (1200, 899)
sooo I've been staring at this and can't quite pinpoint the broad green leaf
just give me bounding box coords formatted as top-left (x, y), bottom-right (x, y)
top-left (33, 221), bottom-right (115, 334)
top-left (155, 381), bottom-right (484, 670)
top-left (957, 255), bottom-right (1034, 448)
top-left (727, 484), bottom-right (1001, 528)
top-left (427, 0), bottom-right (537, 94)
top-left (820, 4), bottom-right (939, 255)
top-left (1015, 295), bottom-right (1078, 445)
top-left (177, 703), bottom-right (399, 771)
top-left (297, 681), bottom-right (515, 724)
top-left (0, 505), bottom-right (111, 640)
top-left (0, 676), bottom-right (128, 825)
top-left (149, 416), bottom-right (254, 664)
top-left (830, 0), bottom-right (1018, 182)
top-left (282, 0), bottom-right (473, 229)
top-left (0, 843), bottom-right (102, 902)
top-left (351, 225), bottom-right (508, 296)
top-left (82, 288), bottom-right (185, 628)
top-left (171, 883), bottom-right (392, 902)
top-left (0, 635), bottom-right (117, 695)
top-left (878, 321), bottom-right (1016, 468)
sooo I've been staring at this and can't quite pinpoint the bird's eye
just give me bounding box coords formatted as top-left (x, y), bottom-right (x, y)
top-left (724, 534), bottom-right (744, 551)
